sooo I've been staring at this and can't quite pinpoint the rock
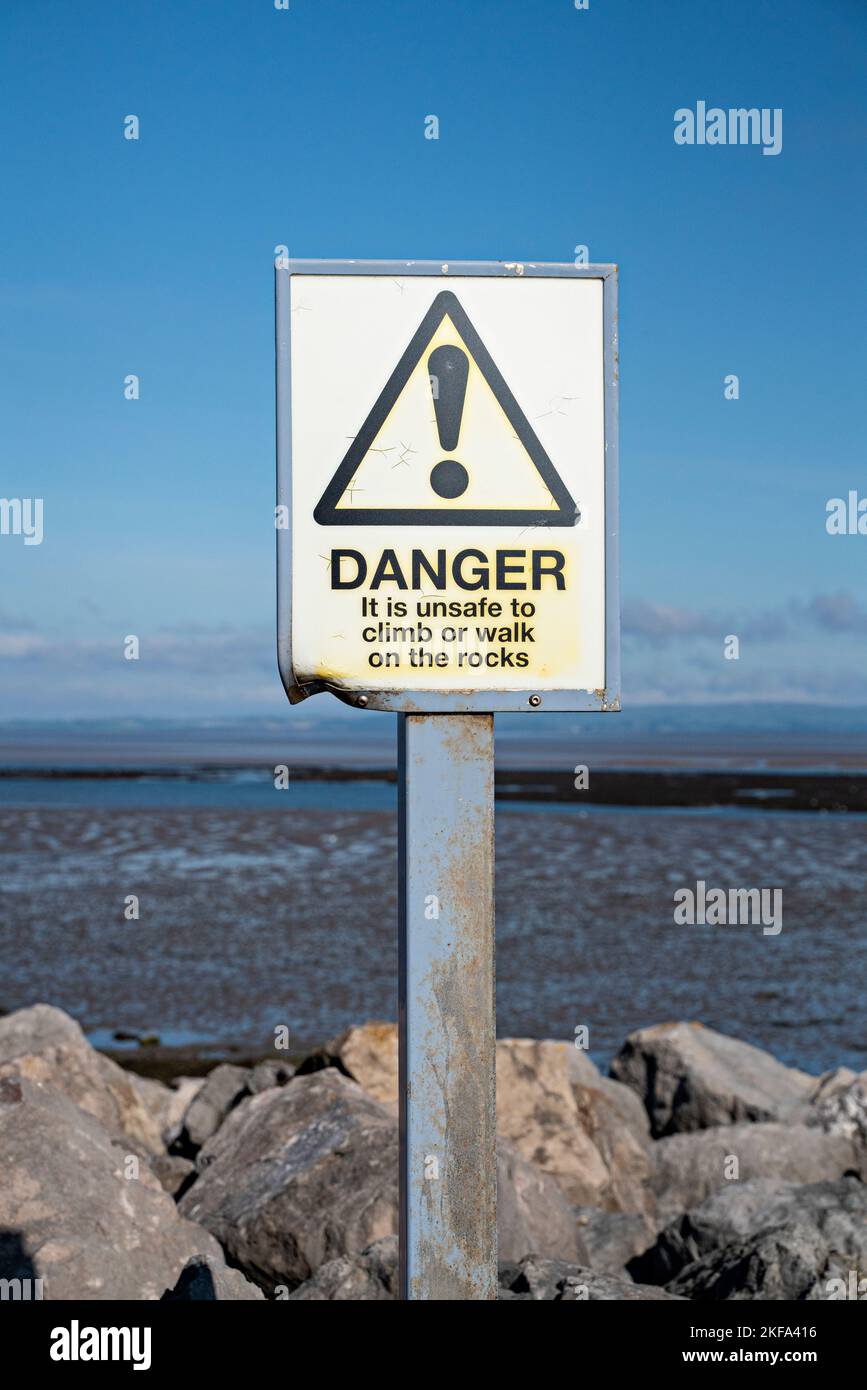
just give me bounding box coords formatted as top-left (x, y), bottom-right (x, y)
top-left (123, 1070), bottom-right (176, 1137)
top-left (574, 1208), bottom-right (656, 1273)
top-left (496, 1039), bottom-right (653, 1212)
top-left (0, 1074), bottom-right (262, 1299)
top-left (650, 1122), bottom-right (862, 1225)
top-left (163, 1256), bottom-right (264, 1301)
top-left (590, 1075), bottom-right (653, 1147)
top-left (496, 1040), bottom-right (605, 1202)
top-left (565, 1043), bottom-right (652, 1144)
top-left (0, 1003), bottom-right (82, 1055)
top-left (571, 1082), bottom-right (654, 1211)
top-left (179, 1070), bottom-right (398, 1294)
top-left (291, 1246), bottom-right (686, 1302)
top-left (565, 1047), bottom-right (602, 1087)
top-left (668, 1221), bottom-right (859, 1301)
top-left (630, 1175), bottom-right (867, 1288)
top-left (247, 1059), bottom-right (295, 1094)
top-left (124, 1070), bottom-right (223, 1153)
top-left (294, 1030), bottom-right (650, 1210)
top-left (288, 1137), bottom-right (585, 1299)
top-left (300, 1030), bottom-right (653, 1210)
top-left (806, 1077), bottom-right (867, 1145)
top-left (806, 1066), bottom-right (860, 1108)
top-left (181, 1063), bottom-right (587, 1293)
top-left (497, 1140), bottom-right (584, 1264)
top-left (610, 1021), bottom-right (816, 1137)
top-left (297, 1021), bottom-right (398, 1106)
top-left (0, 1004), bottom-right (165, 1154)
top-left (499, 1256), bottom-right (685, 1301)
top-left (161, 1077), bottom-right (205, 1149)
top-left (288, 1237), bottom-right (399, 1301)
top-left (295, 1029), bottom-right (645, 1160)
top-left (151, 1153), bottom-right (197, 1199)
top-left (174, 1063), bottom-right (250, 1154)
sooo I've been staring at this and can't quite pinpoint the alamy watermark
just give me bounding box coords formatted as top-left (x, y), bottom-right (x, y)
top-left (674, 102), bottom-right (782, 156)
top-left (825, 1270), bottom-right (867, 1300)
top-left (0, 1277), bottom-right (44, 1300)
top-left (0, 497), bottom-right (43, 545)
top-left (826, 491), bottom-right (867, 535)
top-left (50, 1322), bottom-right (151, 1370)
top-left (674, 880), bottom-right (782, 936)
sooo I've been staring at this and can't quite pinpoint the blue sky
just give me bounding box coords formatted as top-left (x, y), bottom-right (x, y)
top-left (0, 0), bottom-right (865, 717)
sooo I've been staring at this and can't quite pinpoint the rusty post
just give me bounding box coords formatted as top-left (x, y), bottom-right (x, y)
top-left (397, 713), bottom-right (497, 1300)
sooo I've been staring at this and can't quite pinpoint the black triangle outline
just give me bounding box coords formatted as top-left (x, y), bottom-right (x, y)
top-left (313, 290), bottom-right (579, 527)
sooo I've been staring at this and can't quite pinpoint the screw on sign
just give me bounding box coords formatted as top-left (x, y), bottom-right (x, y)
top-left (276, 259), bottom-right (620, 1299)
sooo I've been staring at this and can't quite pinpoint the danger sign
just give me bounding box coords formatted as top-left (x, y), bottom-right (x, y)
top-left (276, 261), bottom-right (619, 713)
top-left (314, 290), bottom-right (578, 527)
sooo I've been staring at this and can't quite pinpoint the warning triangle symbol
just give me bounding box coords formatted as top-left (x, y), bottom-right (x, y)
top-left (313, 290), bottom-right (579, 527)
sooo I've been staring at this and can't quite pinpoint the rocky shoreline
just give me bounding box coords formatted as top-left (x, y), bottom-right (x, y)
top-left (1, 1005), bottom-right (865, 1300)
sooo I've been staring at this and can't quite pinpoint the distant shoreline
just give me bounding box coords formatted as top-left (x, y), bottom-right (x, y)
top-left (1, 764), bottom-right (865, 812)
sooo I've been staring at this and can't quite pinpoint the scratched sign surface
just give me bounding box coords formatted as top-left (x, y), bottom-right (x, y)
top-left (281, 267), bottom-right (616, 710)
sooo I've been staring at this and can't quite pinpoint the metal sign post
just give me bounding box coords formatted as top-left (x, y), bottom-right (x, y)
top-left (276, 258), bottom-right (619, 1301)
top-left (398, 713), bottom-right (496, 1299)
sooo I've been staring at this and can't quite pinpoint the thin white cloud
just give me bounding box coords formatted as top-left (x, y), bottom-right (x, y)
top-left (1, 601), bottom-right (866, 716)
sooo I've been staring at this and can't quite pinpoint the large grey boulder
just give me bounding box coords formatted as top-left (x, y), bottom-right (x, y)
top-left (179, 1070), bottom-right (399, 1294)
top-left (0, 1004), bottom-right (166, 1155)
top-left (297, 1031), bottom-right (652, 1215)
top-left (610, 1021), bottom-right (816, 1137)
top-left (180, 1067), bottom-right (584, 1294)
top-left (288, 1143), bottom-right (584, 1299)
top-left (651, 1122), bottom-right (862, 1224)
top-left (0, 1074), bottom-right (262, 1300)
top-left (288, 1237), bottom-right (398, 1301)
top-left (496, 1039), bottom-right (653, 1212)
top-left (306, 1028), bottom-right (659, 1209)
top-left (631, 1175), bottom-right (867, 1289)
top-left (574, 1208), bottom-right (656, 1273)
top-left (668, 1220), bottom-right (862, 1301)
top-left (499, 1256), bottom-right (685, 1301)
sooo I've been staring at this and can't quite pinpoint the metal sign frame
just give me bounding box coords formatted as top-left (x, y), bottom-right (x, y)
top-left (276, 259), bottom-right (620, 714)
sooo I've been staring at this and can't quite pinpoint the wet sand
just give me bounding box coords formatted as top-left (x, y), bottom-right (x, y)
top-left (1, 799), bottom-right (864, 1075)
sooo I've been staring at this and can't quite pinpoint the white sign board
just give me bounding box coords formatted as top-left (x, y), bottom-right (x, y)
top-left (276, 261), bottom-right (619, 713)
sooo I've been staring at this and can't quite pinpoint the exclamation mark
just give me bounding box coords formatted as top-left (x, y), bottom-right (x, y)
top-left (428, 344), bottom-right (469, 498)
